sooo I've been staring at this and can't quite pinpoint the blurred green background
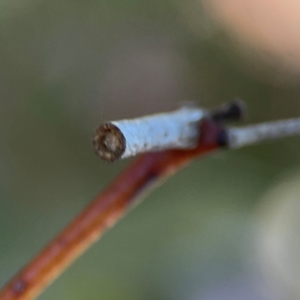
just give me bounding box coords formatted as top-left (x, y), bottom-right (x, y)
top-left (1, 1), bottom-right (300, 299)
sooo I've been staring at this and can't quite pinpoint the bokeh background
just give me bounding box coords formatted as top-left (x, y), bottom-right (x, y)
top-left (1, 0), bottom-right (300, 299)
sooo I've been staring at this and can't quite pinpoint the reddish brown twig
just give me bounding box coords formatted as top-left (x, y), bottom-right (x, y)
top-left (0, 118), bottom-right (225, 300)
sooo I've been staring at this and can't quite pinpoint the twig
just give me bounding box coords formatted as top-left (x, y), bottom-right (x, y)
top-left (2, 102), bottom-right (300, 300)
top-left (93, 100), bottom-right (244, 161)
top-left (93, 106), bottom-right (206, 161)
top-left (0, 117), bottom-right (226, 300)
top-left (226, 118), bottom-right (300, 149)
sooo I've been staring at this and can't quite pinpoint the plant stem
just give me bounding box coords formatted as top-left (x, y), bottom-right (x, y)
top-left (93, 106), bottom-right (206, 161)
top-left (0, 118), bottom-right (224, 300)
top-left (227, 118), bottom-right (300, 148)
top-left (2, 99), bottom-right (300, 300)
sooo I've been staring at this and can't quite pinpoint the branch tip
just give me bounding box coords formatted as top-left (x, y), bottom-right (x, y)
top-left (93, 107), bottom-right (205, 161)
top-left (93, 123), bottom-right (126, 162)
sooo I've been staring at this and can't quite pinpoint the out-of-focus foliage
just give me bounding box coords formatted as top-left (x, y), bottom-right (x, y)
top-left (1, 1), bottom-right (300, 299)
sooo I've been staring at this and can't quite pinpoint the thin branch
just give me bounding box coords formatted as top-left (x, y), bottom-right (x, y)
top-left (93, 100), bottom-right (244, 161)
top-left (93, 106), bottom-right (206, 161)
top-left (2, 101), bottom-right (300, 300)
top-left (0, 118), bottom-right (225, 300)
top-left (227, 118), bottom-right (300, 148)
